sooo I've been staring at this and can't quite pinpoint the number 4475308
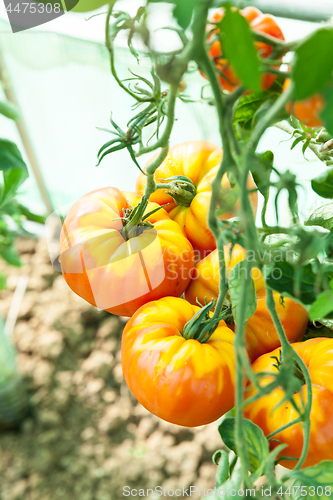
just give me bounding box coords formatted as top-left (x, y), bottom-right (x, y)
top-left (277, 486), bottom-right (331, 497)
top-left (6, 3), bottom-right (61, 13)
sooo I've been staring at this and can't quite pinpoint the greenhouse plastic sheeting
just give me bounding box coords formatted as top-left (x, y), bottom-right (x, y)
top-left (0, 17), bottom-right (327, 226)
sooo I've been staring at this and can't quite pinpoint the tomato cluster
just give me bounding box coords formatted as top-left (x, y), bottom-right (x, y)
top-left (60, 139), bottom-right (311, 440)
top-left (59, 4), bottom-right (328, 463)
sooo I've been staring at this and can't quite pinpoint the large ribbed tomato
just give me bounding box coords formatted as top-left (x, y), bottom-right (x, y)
top-left (245, 338), bottom-right (333, 469)
top-left (185, 245), bottom-right (308, 361)
top-left (283, 79), bottom-right (325, 128)
top-left (206, 6), bottom-right (285, 92)
top-left (136, 141), bottom-right (257, 257)
top-left (59, 188), bottom-right (194, 317)
top-left (121, 296), bottom-right (236, 427)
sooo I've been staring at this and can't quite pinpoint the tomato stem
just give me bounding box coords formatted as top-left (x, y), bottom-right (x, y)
top-left (182, 301), bottom-right (231, 343)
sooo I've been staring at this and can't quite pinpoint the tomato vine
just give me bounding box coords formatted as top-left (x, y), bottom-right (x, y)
top-left (95, 0), bottom-right (333, 493)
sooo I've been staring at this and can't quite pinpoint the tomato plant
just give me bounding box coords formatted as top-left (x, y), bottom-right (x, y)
top-left (57, 0), bottom-right (333, 493)
top-left (136, 141), bottom-right (258, 256)
top-left (121, 296), bottom-right (235, 427)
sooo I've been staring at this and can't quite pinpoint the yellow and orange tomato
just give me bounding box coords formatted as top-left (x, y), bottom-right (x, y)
top-left (185, 244), bottom-right (308, 361)
top-left (121, 296), bottom-right (236, 427)
top-left (59, 188), bottom-right (194, 317)
top-left (245, 338), bottom-right (333, 469)
top-left (136, 141), bottom-right (257, 257)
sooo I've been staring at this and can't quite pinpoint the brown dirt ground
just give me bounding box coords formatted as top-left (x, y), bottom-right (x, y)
top-left (0, 238), bottom-right (222, 500)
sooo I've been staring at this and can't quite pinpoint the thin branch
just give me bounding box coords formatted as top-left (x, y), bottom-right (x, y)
top-left (105, 1), bottom-right (147, 102)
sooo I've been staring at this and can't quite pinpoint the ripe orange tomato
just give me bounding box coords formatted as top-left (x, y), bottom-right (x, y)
top-left (136, 141), bottom-right (258, 257)
top-left (283, 79), bottom-right (325, 128)
top-left (245, 338), bottom-right (333, 469)
top-left (206, 6), bottom-right (285, 92)
top-left (59, 188), bottom-right (194, 317)
top-left (185, 245), bottom-right (308, 361)
top-left (121, 296), bottom-right (236, 427)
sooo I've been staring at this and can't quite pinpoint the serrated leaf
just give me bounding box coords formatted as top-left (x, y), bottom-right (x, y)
top-left (311, 168), bottom-right (333, 199)
top-left (305, 202), bottom-right (333, 230)
top-left (228, 260), bottom-right (257, 325)
top-left (0, 139), bottom-right (28, 208)
top-left (292, 28), bottom-right (333, 100)
top-left (218, 417), bottom-right (269, 477)
top-left (309, 281), bottom-right (333, 321)
top-left (219, 7), bottom-right (261, 92)
top-left (288, 461), bottom-right (333, 500)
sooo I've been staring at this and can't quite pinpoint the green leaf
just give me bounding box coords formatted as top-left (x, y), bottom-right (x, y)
top-left (321, 80), bottom-right (333, 135)
top-left (305, 202), bottom-right (333, 230)
top-left (291, 136), bottom-right (304, 150)
top-left (17, 204), bottom-right (46, 224)
top-left (266, 261), bottom-right (317, 304)
top-left (234, 91), bottom-right (268, 128)
top-left (288, 461), bottom-right (333, 500)
top-left (173, 0), bottom-right (193, 30)
top-left (309, 281), bottom-right (333, 321)
top-left (218, 418), bottom-right (269, 477)
top-left (292, 28), bottom-right (333, 100)
top-left (212, 449), bottom-right (229, 486)
top-left (251, 150), bottom-right (273, 200)
top-left (311, 168), bottom-right (333, 199)
top-left (0, 139), bottom-right (28, 208)
top-left (219, 7), bottom-right (261, 92)
top-left (228, 260), bottom-right (257, 324)
top-left (205, 458), bottom-right (243, 500)
top-left (0, 101), bottom-right (20, 121)
top-left (0, 272), bottom-right (6, 290)
top-left (252, 95), bottom-right (280, 128)
top-left (0, 246), bottom-right (21, 267)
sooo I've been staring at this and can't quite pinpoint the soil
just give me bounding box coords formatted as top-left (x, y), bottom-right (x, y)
top-left (0, 238), bottom-right (221, 500)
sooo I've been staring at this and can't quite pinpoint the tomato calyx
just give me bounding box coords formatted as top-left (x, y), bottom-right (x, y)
top-left (121, 198), bottom-right (166, 240)
top-left (163, 176), bottom-right (197, 207)
top-left (182, 301), bottom-right (231, 343)
top-left (270, 350), bottom-right (306, 389)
